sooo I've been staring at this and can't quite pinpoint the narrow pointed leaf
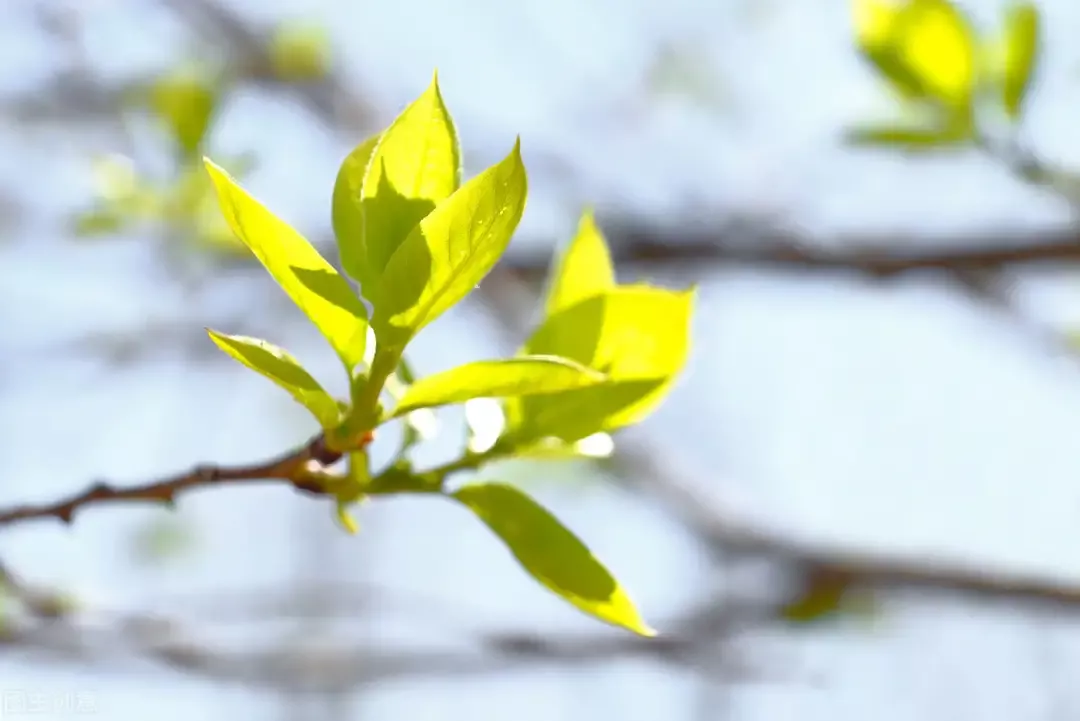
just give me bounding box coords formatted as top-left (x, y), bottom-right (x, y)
top-left (332, 132), bottom-right (381, 285)
top-left (544, 208), bottom-right (615, 316)
top-left (204, 159), bottom-right (369, 368)
top-left (207, 330), bottom-right (342, 428)
top-left (390, 356), bottom-right (606, 418)
top-left (844, 122), bottom-right (969, 152)
top-left (507, 286), bottom-right (694, 441)
top-left (373, 139), bottom-right (527, 346)
top-left (357, 73), bottom-right (461, 301)
top-left (1001, 1), bottom-right (1039, 120)
top-left (453, 482), bottom-right (655, 636)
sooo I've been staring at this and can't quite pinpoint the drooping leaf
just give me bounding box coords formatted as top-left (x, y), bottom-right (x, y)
top-left (506, 286), bottom-right (694, 442)
top-left (206, 330), bottom-right (342, 429)
top-left (333, 451), bottom-right (370, 535)
top-left (204, 159), bottom-right (369, 369)
top-left (1000, 1), bottom-right (1039, 120)
top-left (453, 482), bottom-right (654, 636)
top-left (352, 73), bottom-right (461, 301)
top-left (544, 208), bottom-right (616, 316)
top-left (390, 356), bottom-right (606, 418)
top-left (372, 139), bottom-right (528, 347)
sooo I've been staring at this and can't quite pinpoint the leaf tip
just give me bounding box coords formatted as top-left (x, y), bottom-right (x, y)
top-left (577, 205), bottom-right (597, 228)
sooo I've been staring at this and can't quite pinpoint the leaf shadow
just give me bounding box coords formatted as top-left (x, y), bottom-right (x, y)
top-left (291, 266), bottom-right (369, 320)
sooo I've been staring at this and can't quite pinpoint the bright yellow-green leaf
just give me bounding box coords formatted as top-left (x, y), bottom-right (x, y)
top-left (148, 68), bottom-right (218, 159)
top-left (204, 159), bottom-right (369, 368)
top-left (1001, 1), bottom-right (1039, 120)
top-left (507, 286), bottom-right (694, 442)
top-left (373, 139), bottom-right (528, 346)
top-left (332, 133), bottom-right (381, 286)
top-left (389, 356), bottom-right (606, 418)
top-left (854, 0), bottom-right (904, 49)
top-left (853, 0), bottom-right (978, 115)
top-left (544, 208), bottom-right (615, 316)
top-left (896, 0), bottom-right (978, 110)
top-left (356, 73), bottom-right (461, 302)
top-left (453, 482), bottom-right (655, 636)
top-left (854, 0), bottom-right (932, 99)
top-left (206, 330), bottom-right (342, 428)
top-left (844, 121), bottom-right (970, 151)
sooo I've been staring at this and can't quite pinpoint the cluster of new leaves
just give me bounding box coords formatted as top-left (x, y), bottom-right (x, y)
top-left (201, 74), bottom-right (695, 636)
top-left (849, 0), bottom-right (1039, 150)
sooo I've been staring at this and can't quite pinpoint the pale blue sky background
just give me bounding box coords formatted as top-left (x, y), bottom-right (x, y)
top-left (5, 0), bottom-right (1080, 719)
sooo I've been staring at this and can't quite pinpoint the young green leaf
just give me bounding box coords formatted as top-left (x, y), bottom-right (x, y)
top-left (854, 0), bottom-right (932, 100)
top-left (844, 122), bottom-right (970, 152)
top-left (206, 330), bottom-right (342, 429)
top-left (332, 132), bottom-right (381, 287)
top-left (1001, 1), bottom-right (1039, 120)
top-left (354, 73), bottom-right (461, 301)
top-left (506, 285), bottom-right (694, 442)
top-left (204, 159), bottom-right (369, 369)
top-left (853, 0), bottom-right (978, 121)
top-left (372, 139), bottom-right (527, 347)
top-left (389, 356), bottom-right (606, 418)
top-left (544, 209), bottom-right (615, 316)
top-left (894, 0), bottom-right (978, 113)
top-left (452, 482), bottom-right (655, 636)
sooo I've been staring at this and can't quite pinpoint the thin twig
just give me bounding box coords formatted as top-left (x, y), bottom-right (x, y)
top-left (0, 434), bottom-right (339, 528)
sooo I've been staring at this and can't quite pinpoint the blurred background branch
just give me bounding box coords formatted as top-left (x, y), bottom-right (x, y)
top-left (6, 0), bottom-right (1080, 719)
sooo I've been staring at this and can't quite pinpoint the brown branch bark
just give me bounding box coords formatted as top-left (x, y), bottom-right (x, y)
top-left (497, 220), bottom-right (1080, 279)
top-left (0, 434), bottom-right (339, 528)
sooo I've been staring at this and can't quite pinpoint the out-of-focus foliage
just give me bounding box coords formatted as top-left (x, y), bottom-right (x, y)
top-left (850, 0), bottom-right (1040, 152)
top-left (780, 566), bottom-right (880, 626)
top-left (269, 21), bottom-right (332, 82)
top-left (130, 513), bottom-right (197, 567)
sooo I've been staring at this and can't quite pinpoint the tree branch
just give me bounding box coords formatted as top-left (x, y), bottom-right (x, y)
top-left (0, 434), bottom-right (340, 528)
top-left (496, 219), bottom-right (1080, 280)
